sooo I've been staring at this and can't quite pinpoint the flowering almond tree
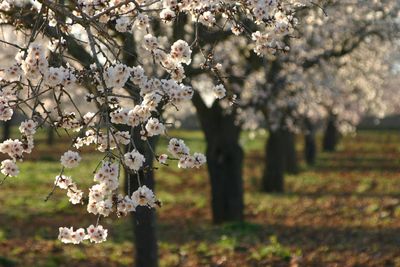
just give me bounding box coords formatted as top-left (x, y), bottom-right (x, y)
top-left (0, 0), bottom-right (303, 265)
top-left (232, 0), bottom-right (400, 192)
top-left (161, 0), bottom-right (399, 225)
top-left (184, 0), bottom-right (400, 201)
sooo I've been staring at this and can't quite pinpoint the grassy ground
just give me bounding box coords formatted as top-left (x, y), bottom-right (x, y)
top-left (0, 130), bottom-right (399, 267)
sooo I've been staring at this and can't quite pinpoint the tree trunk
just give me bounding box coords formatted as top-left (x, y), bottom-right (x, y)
top-left (47, 127), bottom-right (55, 145)
top-left (206, 137), bottom-right (244, 223)
top-left (304, 119), bottom-right (316, 166)
top-left (323, 115), bottom-right (338, 152)
top-left (284, 131), bottom-right (298, 174)
top-left (2, 119), bottom-right (12, 141)
top-left (193, 94), bottom-right (244, 224)
top-left (262, 130), bottom-right (285, 192)
top-left (125, 134), bottom-right (159, 267)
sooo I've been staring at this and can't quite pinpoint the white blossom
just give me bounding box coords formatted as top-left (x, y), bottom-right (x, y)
top-left (86, 225), bottom-right (108, 243)
top-left (168, 138), bottom-right (189, 158)
top-left (55, 175), bottom-right (73, 189)
top-left (124, 150), bottom-right (145, 171)
top-left (158, 154), bottom-right (168, 164)
top-left (145, 118), bottom-right (165, 136)
top-left (170, 40), bottom-right (192, 65)
top-left (19, 119), bottom-right (37, 136)
top-left (60, 150), bottom-right (81, 168)
top-left (131, 185), bottom-right (158, 208)
top-left (213, 84), bottom-right (226, 99)
top-left (0, 139), bottom-right (24, 159)
top-left (0, 97), bottom-right (13, 121)
top-left (0, 159), bottom-right (19, 177)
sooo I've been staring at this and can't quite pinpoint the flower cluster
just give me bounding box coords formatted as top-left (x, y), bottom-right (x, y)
top-left (18, 44), bottom-right (48, 81)
top-left (74, 129), bottom-right (130, 152)
top-left (58, 185), bottom-right (159, 245)
top-left (88, 161), bottom-right (120, 217)
top-left (0, 139), bottom-right (24, 160)
top-left (143, 35), bottom-right (192, 82)
top-left (58, 225), bottom-right (107, 244)
top-left (168, 138), bottom-right (206, 168)
top-left (55, 175), bottom-right (84, 205)
top-left (0, 96), bottom-right (13, 121)
top-left (0, 119), bottom-right (38, 177)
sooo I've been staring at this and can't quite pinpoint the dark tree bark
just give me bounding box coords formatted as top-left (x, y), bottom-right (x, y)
top-left (262, 128), bottom-right (299, 192)
top-left (304, 119), bottom-right (316, 166)
top-left (262, 129), bottom-right (286, 192)
top-left (323, 115), bottom-right (339, 152)
top-left (47, 127), bottom-right (55, 145)
top-left (124, 133), bottom-right (159, 267)
top-left (206, 129), bottom-right (244, 223)
top-left (2, 119), bottom-right (12, 142)
top-left (284, 131), bottom-right (298, 174)
top-left (192, 93), bottom-right (244, 223)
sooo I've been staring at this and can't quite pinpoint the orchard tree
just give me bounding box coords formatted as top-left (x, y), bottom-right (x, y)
top-left (313, 46), bottom-right (391, 153)
top-left (192, 0), bottom-right (400, 195)
top-left (0, 1), bottom-right (302, 266)
top-left (241, 0), bottom-right (400, 192)
top-left (189, 35), bottom-right (264, 223)
top-left (292, 0), bottom-right (400, 153)
top-left (184, 0), bottom-right (399, 212)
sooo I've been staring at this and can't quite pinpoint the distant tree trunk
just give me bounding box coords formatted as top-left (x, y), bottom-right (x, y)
top-left (47, 127), bottom-right (54, 145)
top-left (323, 115), bottom-right (339, 152)
top-left (284, 131), bottom-right (298, 174)
top-left (193, 93), bottom-right (244, 223)
top-left (262, 129), bottom-right (285, 192)
top-left (2, 119), bottom-right (12, 141)
top-left (304, 119), bottom-right (316, 165)
top-left (124, 132), bottom-right (159, 267)
top-left (262, 128), bottom-right (298, 192)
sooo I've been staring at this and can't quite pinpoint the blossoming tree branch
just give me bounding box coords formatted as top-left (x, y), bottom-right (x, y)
top-left (0, 0), bottom-right (303, 244)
